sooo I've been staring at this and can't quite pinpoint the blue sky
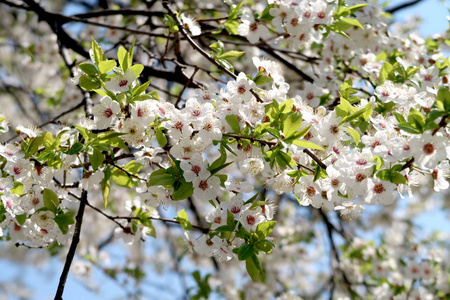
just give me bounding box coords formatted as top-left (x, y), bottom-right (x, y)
top-left (1, 1), bottom-right (449, 299)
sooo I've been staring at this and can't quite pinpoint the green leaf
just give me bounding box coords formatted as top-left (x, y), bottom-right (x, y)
top-left (16, 213), bottom-right (27, 226)
top-left (313, 165), bottom-right (328, 182)
top-left (376, 169), bottom-right (408, 185)
top-left (131, 64), bottom-right (144, 77)
top-left (379, 62), bottom-right (393, 84)
top-left (340, 104), bottom-right (370, 124)
top-left (237, 244), bottom-right (254, 261)
top-left (79, 63), bottom-right (98, 76)
top-left (91, 38), bottom-right (105, 65)
top-left (79, 75), bottom-right (101, 91)
top-left (253, 74), bottom-right (273, 85)
top-left (225, 114), bottom-right (241, 133)
top-left (43, 188), bottom-right (59, 213)
top-left (340, 17), bottom-right (364, 29)
top-left (148, 168), bottom-right (176, 187)
top-left (216, 50), bottom-right (245, 60)
top-left (246, 254), bottom-right (264, 282)
top-left (42, 132), bottom-right (55, 149)
top-left (156, 128), bottom-right (167, 147)
top-left (174, 209), bottom-right (192, 230)
top-left (348, 3), bottom-right (368, 14)
top-left (209, 41), bottom-right (225, 55)
top-left (132, 80), bottom-right (152, 96)
top-left (283, 125), bottom-right (311, 143)
top-left (75, 126), bottom-right (91, 142)
top-left (98, 60), bottom-right (117, 74)
top-left (372, 156), bottom-right (384, 173)
top-left (172, 181), bottom-right (194, 200)
top-left (27, 136), bottom-right (44, 154)
top-left (255, 221), bottom-right (276, 239)
top-left (54, 211), bottom-right (75, 234)
top-left (293, 140), bottom-right (324, 150)
top-left (89, 147), bottom-right (105, 171)
top-left (111, 161), bottom-right (143, 188)
top-left (94, 132), bottom-right (127, 148)
top-left (255, 239), bottom-right (274, 253)
top-left (407, 108), bottom-right (425, 132)
top-left (436, 87), bottom-right (450, 112)
top-left (163, 14), bottom-right (179, 32)
top-left (118, 46), bottom-right (129, 72)
top-left (11, 181), bottom-right (24, 195)
top-left (208, 146), bottom-right (227, 171)
top-left (398, 122), bottom-right (422, 134)
top-left (345, 126), bottom-right (361, 144)
top-left (67, 142), bottom-right (84, 155)
top-left (283, 113), bottom-right (302, 138)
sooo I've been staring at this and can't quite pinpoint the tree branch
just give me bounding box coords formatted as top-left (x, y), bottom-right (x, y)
top-left (54, 189), bottom-right (88, 300)
top-left (385, 0), bottom-right (424, 14)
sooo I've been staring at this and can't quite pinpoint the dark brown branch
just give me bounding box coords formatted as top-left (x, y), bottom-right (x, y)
top-left (261, 46), bottom-right (314, 83)
top-left (113, 216), bottom-right (209, 233)
top-left (15, 242), bottom-right (45, 249)
top-left (400, 157), bottom-right (415, 171)
top-left (54, 74), bottom-right (94, 300)
top-left (320, 211), bottom-right (359, 300)
top-left (432, 115), bottom-right (448, 136)
top-left (303, 149), bottom-right (327, 170)
top-left (385, 0), bottom-right (423, 14)
top-left (54, 189), bottom-right (88, 300)
top-left (223, 133), bottom-right (278, 146)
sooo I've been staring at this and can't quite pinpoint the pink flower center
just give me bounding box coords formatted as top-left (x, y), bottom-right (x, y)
top-left (198, 180), bottom-right (208, 190)
top-left (306, 186), bottom-right (316, 197)
top-left (355, 173), bottom-right (366, 182)
top-left (246, 215), bottom-right (256, 225)
top-left (330, 125), bottom-right (339, 135)
top-left (372, 141), bottom-right (381, 148)
top-left (192, 109), bottom-right (201, 116)
top-left (423, 143), bottom-right (435, 155)
top-left (304, 11), bottom-right (311, 18)
top-left (230, 206), bottom-right (241, 214)
top-left (32, 198), bottom-right (40, 206)
top-left (299, 33), bottom-right (306, 41)
top-left (174, 121), bottom-right (183, 131)
top-left (306, 92), bottom-right (314, 100)
top-left (317, 11), bottom-right (326, 19)
top-left (13, 166), bottom-right (21, 175)
top-left (373, 183), bottom-right (384, 194)
top-left (424, 74), bottom-right (432, 81)
top-left (432, 169), bottom-right (438, 180)
top-left (137, 108), bottom-right (144, 118)
top-left (290, 18), bottom-right (299, 27)
top-left (214, 216), bottom-right (222, 224)
top-left (191, 165), bottom-right (201, 175)
top-left (104, 108), bottom-right (113, 118)
top-left (35, 166), bottom-right (43, 176)
top-left (332, 146), bottom-right (340, 154)
top-left (249, 23), bottom-right (258, 32)
top-left (237, 85), bottom-right (246, 95)
top-left (119, 80), bottom-right (128, 87)
top-left (331, 178), bottom-right (339, 187)
top-left (356, 158), bottom-right (367, 165)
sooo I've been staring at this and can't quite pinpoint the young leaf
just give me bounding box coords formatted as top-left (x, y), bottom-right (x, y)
top-left (175, 209), bottom-right (192, 230)
top-left (43, 188), bottom-right (59, 213)
top-left (225, 114), bottom-right (241, 133)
